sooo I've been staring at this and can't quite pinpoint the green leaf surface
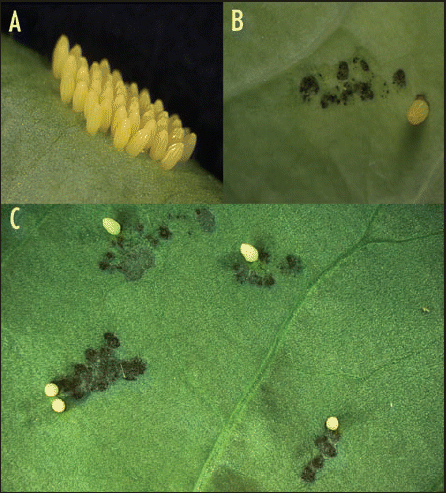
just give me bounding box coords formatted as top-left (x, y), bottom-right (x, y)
top-left (224, 3), bottom-right (444, 203)
top-left (1, 204), bottom-right (443, 491)
top-left (1, 35), bottom-right (223, 204)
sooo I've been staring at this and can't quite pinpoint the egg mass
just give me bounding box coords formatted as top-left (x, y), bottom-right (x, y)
top-left (51, 34), bottom-right (196, 169)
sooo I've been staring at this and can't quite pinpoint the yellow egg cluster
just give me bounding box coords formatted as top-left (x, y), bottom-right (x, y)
top-left (52, 35), bottom-right (197, 170)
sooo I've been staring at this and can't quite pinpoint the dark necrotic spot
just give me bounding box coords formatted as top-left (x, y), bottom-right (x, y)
top-left (158, 224), bottom-right (172, 240)
top-left (121, 357), bottom-right (147, 380)
top-left (321, 93), bottom-right (340, 109)
top-left (337, 61), bottom-right (349, 80)
top-left (105, 335), bottom-right (120, 349)
top-left (263, 273), bottom-right (275, 287)
top-left (99, 260), bottom-right (109, 271)
top-left (258, 247), bottom-right (271, 264)
top-left (195, 207), bottom-right (216, 233)
top-left (311, 455), bottom-right (325, 469)
top-left (360, 59), bottom-right (369, 71)
top-left (104, 332), bottom-right (120, 349)
top-left (280, 254), bottom-right (303, 275)
top-left (315, 435), bottom-right (337, 457)
top-left (356, 82), bottom-right (374, 101)
top-left (392, 69), bottom-right (406, 88)
top-left (299, 75), bottom-right (319, 102)
top-left (301, 465), bottom-right (316, 483)
top-left (74, 363), bottom-right (89, 377)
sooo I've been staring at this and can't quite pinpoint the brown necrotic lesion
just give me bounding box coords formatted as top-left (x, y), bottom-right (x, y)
top-left (299, 75), bottom-right (319, 102)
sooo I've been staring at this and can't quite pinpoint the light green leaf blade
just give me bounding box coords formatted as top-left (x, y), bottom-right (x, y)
top-left (224, 3), bottom-right (444, 203)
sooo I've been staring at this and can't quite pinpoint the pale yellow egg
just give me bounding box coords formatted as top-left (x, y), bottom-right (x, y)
top-left (326, 416), bottom-right (339, 431)
top-left (45, 383), bottom-right (59, 397)
top-left (407, 95), bottom-right (429, 125)
top-left (102, 218), bottom-right (121, 235)
top-left (51, 398), bottom-right (66, 413)
top-left (240, 243), bottom-right (259, 262)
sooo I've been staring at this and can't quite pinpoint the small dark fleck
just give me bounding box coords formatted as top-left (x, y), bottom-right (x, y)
top-left (392, 69), bottom-right (406, 88)
top-left (280, 254), bottom-right (303, 276)
top-left (159, 225), bottom-right (172, 240)
top-left (99, 260), bottom-right (109, 271)
top-left (353, 56), bottom-right (359, 63)
top-left (360, 59), bottom-right (369, 71)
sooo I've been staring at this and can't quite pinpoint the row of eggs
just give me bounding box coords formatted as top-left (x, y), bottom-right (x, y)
top-left (52, 35), bottom-right (196, 170)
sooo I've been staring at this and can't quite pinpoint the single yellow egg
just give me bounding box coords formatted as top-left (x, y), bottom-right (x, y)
top-left (99, 98), bottom-right (113, 132)
top-left (160, 143), bottom-right (184, 170)
top-left (125, 127), bottom-right (152, 157)
top-left (72, 81), bottom-right (88, 113)
top-left (86, 102), bottom-right (103, 136)
top-left (45, 383), bottom-right (59, 397)
top-left (102, 218), bottom-right (121, 235)
top-left (51, 398), bottom-right (66, 413)
top-left (114, 118), bottom-right (132, 150)
top-left (407, 95), bottom-right (429, 125)
top-left (326, 416), bottom-right (339, 431)
top-left (149, 130), bottom-right (169, 161)
top-left (240, 243), bottom-right (259, 262)
top-left (52, 34), bottom-right (69, 79)
top-left (60, 73), bottom-right (76, 104)
top-left (178, 132), bottom-right (197, 163)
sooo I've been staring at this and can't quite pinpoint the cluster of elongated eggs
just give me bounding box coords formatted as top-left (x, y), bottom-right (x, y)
top-left (52, 35), bottom-right (196, 170)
